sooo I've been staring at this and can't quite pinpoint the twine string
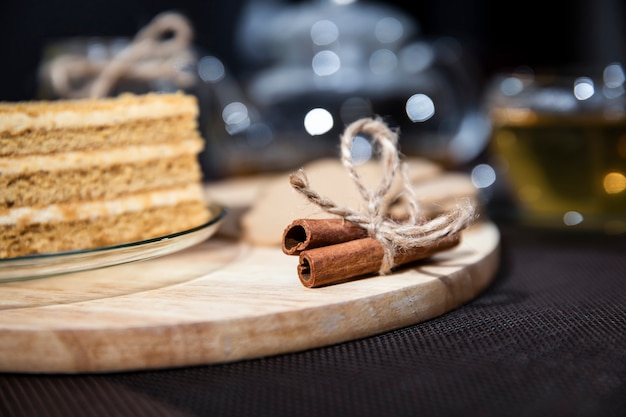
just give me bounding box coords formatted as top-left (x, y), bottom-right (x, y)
top-left (47, 12), bottom-right (196, 98)
top-left (289, 117), bottom-right (477, 275)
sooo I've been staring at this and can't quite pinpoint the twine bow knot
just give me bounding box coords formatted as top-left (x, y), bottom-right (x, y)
top-left (46, 12), bottom-right (196, 98)
top-left (289, 117), bottom-right (477, 275)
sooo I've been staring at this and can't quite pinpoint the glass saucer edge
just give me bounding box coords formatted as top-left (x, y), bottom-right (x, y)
top-left (0, 203), bottom-right (227, 283)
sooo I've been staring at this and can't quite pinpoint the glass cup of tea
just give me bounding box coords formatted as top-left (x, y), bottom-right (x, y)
top-left (485, 67), bottom-right (626, 234)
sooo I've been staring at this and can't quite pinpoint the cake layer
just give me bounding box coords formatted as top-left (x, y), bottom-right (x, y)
top-left (0, 92), bottom-right (198, 134)
top-left (0, 138), bottom-right (203, 174)
top-left (1, 201), bottom-right (210, 258)
top-left (1, 184), bottom-right (207, 226)
top-left (0, 91), bottom-right (212, 259)
top-left (1, 155), bottom-right (203, 207)
top-left (0, 115), bottom-right (199, 156)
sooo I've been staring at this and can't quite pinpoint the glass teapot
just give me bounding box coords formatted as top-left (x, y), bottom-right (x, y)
top-left (199, 0), bottom-right (489, 177)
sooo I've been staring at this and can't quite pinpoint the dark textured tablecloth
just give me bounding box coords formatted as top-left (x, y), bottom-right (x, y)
top-left (1, 221), bottom-right (625, 417)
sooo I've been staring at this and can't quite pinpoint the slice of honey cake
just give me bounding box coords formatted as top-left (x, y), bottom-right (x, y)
top-left (0, 92), bottom-right (211, 258)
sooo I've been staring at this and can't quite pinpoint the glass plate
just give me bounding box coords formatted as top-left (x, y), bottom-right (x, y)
top-left (0, 203), bottom-right (227, 283)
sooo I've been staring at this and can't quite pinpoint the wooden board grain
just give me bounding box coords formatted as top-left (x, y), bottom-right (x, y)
top-left (0, 221), bottom-right (500, 373)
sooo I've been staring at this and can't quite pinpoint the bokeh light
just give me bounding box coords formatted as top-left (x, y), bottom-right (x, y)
top-left (405, 93), bottom-right (435, 122)
top-left (198, 56), bottom-right (225, 83)
top-left (499, 77), bottom-right (524, 96)
top-left (312, 50), bottom-right (341, 76)
top-left (222, 102), bottom-right (250, 135)
top-left (350, 135), bottom-right (373, 165)
top-left (369, 49), bottom-right (397, 75)
top-left (603, 171), bottom-right (626, 194)
top-left (374, 17), bottom-right (403, 44)
top-left (304, 108), bottom-right (334, 135)
top-left (602, 63), bottom-right (625, 98)
top-left (311, 20), bottom-right (339, 46)
top-left (471, 163), bottom-right (497, 189)
top-left (574, 77), bottom-right (594, 100)
top-left (563, 211), bottom-right (584, 226)
top-left (603, 63), bottom-right (625, 88)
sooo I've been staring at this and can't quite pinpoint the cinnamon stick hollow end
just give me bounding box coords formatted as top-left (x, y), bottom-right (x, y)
top-left (297, 238), bottom-right (385, 288)
top-left (297, 257), bottom-right (315, 287)
top-left (298, 249), bottom-right (367, 288)
top-left (282, 223), bottom-right (308, 255)
top-left (297, 249), bottom-right (378, 288)
top-left (282, 218), bottom-right (368, 255)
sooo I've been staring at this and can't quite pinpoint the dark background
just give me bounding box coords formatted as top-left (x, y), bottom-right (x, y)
top-left (1, 0), bottom-right (625, 102)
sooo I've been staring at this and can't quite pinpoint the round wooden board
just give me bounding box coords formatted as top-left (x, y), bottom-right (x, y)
top-left (0, 221), bottom-right (500, 373)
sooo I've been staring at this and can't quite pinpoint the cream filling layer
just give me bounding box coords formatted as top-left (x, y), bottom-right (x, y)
top-left (0, 97), bottom-right (198, 134)
top-left (1, 184), bottom-right (205, 226)
top-left (0, 139), bottom-right (204, 174)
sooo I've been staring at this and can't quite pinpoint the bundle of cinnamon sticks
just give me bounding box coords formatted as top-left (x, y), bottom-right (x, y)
top-left (282, 218), bottom-right (461, 288)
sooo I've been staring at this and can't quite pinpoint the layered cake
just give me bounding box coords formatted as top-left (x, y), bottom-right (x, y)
top-left (0, 92), bottom-right (211, 258)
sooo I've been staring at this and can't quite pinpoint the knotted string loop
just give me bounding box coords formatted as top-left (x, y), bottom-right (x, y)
top-left (47, 12), bottom-right (196, 98)
top-left (289, 117), bottom-right (476, 275)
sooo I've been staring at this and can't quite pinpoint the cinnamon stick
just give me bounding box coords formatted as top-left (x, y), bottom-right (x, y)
top-left (282, 218), bottom-right (368, 255)
top-left (297, 234), bottom-right (460, 288)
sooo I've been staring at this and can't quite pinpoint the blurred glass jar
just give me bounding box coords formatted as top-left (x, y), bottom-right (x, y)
top-left (486, 67), bottom-right (626, 234)
top-left (199, 0), bottom-right (489, 177)
top-left (38, 12), bottom-right (199, 100)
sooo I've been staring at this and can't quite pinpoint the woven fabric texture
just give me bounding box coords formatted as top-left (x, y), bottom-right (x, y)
top-left (1, 224), bottom-right (625, 417)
